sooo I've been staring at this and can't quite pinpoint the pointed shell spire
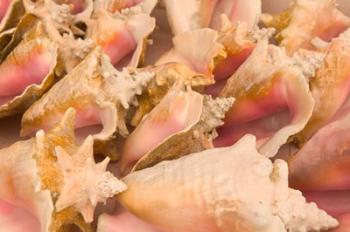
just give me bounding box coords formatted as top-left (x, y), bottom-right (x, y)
top-left (271, 160), bottom-right (338, 231)
top-left (199, 95), bottom-right (235, 139)
top-left (274, 189), bottom-right (339, 231)
top-left (55, 136), bottom-right (127, 223)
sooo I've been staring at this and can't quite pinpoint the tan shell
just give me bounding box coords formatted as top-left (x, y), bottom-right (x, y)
top-left (0, 5), bottom-right (94, 118)
top-left (131, 92), bottom-right (234, 172)
top-left (156, 28), bottom-right (225, 76)
top-left (0, 21), bottom-right (59, 118)
top-left (219, 40), bottom-right (318, 157)
top-left (0, 109), bottom-right (125, 232)
top-left (131, 62), bottom-right (214, 126)
top-left (0, 14), bottom-right (38, 62)
top-left (294, 28), bottom-right (350, 144)
top-left (21, 48), bottom-right (154, 159)
top-left (216, 17), bottom-right (256, 58)
top-left (261, 0), bottom-right (350, 54)
top-left (87, 3), bottom-right (156, 68)
top-left (119, 135), bottom-right (338, 232)
top-left (0, 27), bottom-right (15, 56)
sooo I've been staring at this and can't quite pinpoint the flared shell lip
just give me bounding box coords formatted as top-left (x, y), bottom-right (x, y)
top-left (0, 39), bottom-right (59, 118)
top-left (131, 90), bottom-right (204, 172)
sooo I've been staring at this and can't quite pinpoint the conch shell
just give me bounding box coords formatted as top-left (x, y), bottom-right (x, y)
top-left (286, 98), bottom-right (350, 229)
top-left (87, 3), bottom-right (155, 68)
top-left (289, 95), bottom-right (350, 191)
top-left (208, 16), bottom-right (274, 95)
top-left (261, 0), bottom-right (350, 54)
top-left (118, 135), bottom-right (338, 232)
top-left (0, 8), bottom-right (94, 118)
top-left (212, 18), bottom-right (256, 81)
top-left (294, 28), bottom-right (350, 144)
top-left (0, 21), bottom-right (59, 118)
top-left (21, 48), bottom-right (154, 158)
top-left (156, 28), bottom-right (224, 77)
top-left (121, 82), bottom-right (234, 174)
top-left (216, 40), bottom-right (319, 157)
top-left (0, 108), bottom-right (126, 232)
top-left (130, 62), bottom-right (215, 126)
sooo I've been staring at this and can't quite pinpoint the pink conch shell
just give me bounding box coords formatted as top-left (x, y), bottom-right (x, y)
top-left (21, 48), bottom-right (154, 158)
top-left (215, 40), bottom-right (318, 157)
top-left (156, 28), bottom-right (224, 77)
top-left (97, 209), bottom-right (161, 232)
top-left (289, 100), bottom-right (350, 191)
top-left (130, 62), bottom-right (215, 126)
top-left (119, 135), bottom-right (338, 232)
top-left (0, 22), bottom-right (58, 118)
top-left (261, 0), bottom-right (350, 54)
top-left (0, 12), bottom-right (93, 118)
top-left (212, 18), bottom-right (256, 81)
top-left (295, 29), bottom-right (350, 143)
top-left (208, 17), bottom-right (275, 96)
top-left (121, 85), bottom-right (203, 173)
top-left (210, 0), bottom-right (261, 30)
top-left (121, 83), bottom-right (234, 174)
top-left (87, 6), bottom-right (155, 68)
top-left (0, 109), bottom-right (126, 232)
top-left (0, 0), bottom-right (25, 33)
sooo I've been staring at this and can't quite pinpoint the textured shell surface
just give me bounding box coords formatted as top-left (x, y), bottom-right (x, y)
top-left (1, 0), bottom-right (350, 231)
top-left (0, 108), bottom-right (126, 232)
top-left (119, 135), bottom-right (337, 232)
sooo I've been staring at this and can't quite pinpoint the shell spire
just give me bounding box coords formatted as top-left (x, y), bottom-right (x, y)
top-left (100, 54), bottom-right (154, 109)
top-left (199, 95), bottom-right (235, 139)
top-left (55, 135), bottom-right (127, 223)
top-left (269, 160), bottom-right (339, 231)
top-left (274, 189), bottom-right (339, 231)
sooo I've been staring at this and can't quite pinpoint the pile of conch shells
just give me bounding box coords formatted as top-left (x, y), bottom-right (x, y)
top-left (3, 0), bottom-right (350, 231)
